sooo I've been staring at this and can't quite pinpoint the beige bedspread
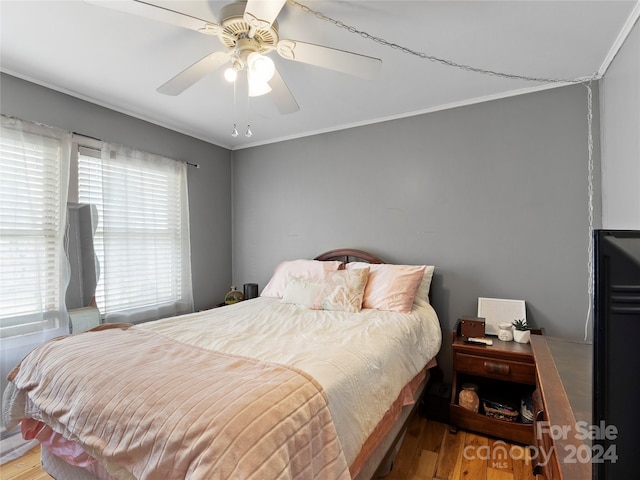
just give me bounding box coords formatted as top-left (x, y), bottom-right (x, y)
top-left (5, 324), bottom-right (350, 480)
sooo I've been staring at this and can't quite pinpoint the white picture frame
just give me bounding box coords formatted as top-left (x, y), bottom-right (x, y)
top-left (477, 297), bottom-right (526, 336)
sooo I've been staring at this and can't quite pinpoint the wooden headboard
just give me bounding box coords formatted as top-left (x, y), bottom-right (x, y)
top-left (314, 248), bottom-right (385, 265)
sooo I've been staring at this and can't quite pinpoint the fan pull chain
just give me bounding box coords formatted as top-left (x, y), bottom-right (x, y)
top-left (231, 75), bottom-right (239, 137)
top-left (245, 78), bottom-right (252, 137)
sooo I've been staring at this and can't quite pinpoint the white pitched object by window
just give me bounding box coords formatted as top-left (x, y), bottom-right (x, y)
top-left (76, 143), bottom-right (193, 324)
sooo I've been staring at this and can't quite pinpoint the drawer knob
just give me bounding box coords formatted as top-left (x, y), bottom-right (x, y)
top-left (483, 361), bottom-right (510, 375)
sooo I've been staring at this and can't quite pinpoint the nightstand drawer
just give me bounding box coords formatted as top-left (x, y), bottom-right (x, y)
top-left (456, 352), bottom-right (536, 384)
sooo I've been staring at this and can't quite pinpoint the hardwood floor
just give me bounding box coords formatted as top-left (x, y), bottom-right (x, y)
top-left (0, 415), bottom-right (542, 480)
top-left (391, 414), bottom-right (542, 480)
top-left (0, 445), bottom-right (52, 480)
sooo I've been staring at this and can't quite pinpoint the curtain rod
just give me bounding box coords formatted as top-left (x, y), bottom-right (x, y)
top-left (72, 132), bottom-right (200, 168)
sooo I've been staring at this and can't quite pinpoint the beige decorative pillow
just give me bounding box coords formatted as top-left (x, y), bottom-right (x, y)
top-left (320, 267), bottom-right (370, 313)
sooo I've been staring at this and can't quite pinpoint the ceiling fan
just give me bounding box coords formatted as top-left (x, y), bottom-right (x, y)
top-left (86, 0), bottom-right (383, 114)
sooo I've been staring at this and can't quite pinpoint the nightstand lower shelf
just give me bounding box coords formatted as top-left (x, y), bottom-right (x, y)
top-left (450, 404), bottom-right (533, 444)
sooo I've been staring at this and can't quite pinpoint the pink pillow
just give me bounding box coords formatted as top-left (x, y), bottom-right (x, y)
top-left (261, 260), bottom-right (343, 298)
top-left (347, 262), bottom-right (426, 313)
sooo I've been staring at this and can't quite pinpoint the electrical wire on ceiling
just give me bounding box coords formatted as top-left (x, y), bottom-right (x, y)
top-left (291, 0), bottom-right (597, 340)
top-left (290, 0), bottom-right (595, 85)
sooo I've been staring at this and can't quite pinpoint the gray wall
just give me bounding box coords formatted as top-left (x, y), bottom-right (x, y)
top-left (600, 19), bottom-right (640, 229)
top-left (1, 73), bottom-right (232, 311)
top-left (1, 72), bottom-right (603, 380)
top-left (232, 83), bottom-right (601, 378)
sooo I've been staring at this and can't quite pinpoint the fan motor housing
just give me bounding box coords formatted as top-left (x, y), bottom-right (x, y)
top-left (219, 1), bottom-right (279, 51)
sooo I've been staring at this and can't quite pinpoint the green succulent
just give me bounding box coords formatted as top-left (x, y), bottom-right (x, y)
top-left (512, 319), bottom-right (530, 331)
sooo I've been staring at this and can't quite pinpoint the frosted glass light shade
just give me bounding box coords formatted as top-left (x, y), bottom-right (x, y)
top-left (247, 68), bottom-right (272, 97)
top-left (247, 52), bottom-right (275, 83)
top-left (224, 67), bottom-right (237, 82)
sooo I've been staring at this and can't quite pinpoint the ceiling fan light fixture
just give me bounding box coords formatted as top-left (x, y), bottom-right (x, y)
top-left (247, 52), bottom-right (275, 83)
top-left (224, 67), bottom-right (238, 82)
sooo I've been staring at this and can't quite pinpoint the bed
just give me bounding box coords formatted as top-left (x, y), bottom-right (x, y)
top-left (2, 248), bottom-right (441, 480)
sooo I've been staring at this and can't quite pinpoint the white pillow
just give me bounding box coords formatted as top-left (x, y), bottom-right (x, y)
top-left (261, 259), bottom-right (343, 298)
top-left (414, 265), bottom-right (435, 305)
top-left (281, 276), bottom-right (323, 309)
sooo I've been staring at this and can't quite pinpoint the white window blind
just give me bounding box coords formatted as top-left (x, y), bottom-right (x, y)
top-left (0, 117), bottom-right (71, 338)
top-left (77, 144), bottom-right (193, 323)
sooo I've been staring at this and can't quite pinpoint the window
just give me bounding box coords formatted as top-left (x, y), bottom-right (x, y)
top-left (1, 123), bottom-right (193, 334)
top-left (1, 120), bottom-right (193, 461)
top-left (0, 118), bottom-right (71, 338)
top-left (73, 141), bottom-right (193, 323)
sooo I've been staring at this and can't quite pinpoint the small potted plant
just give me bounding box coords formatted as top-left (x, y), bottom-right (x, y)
top-left (512, 319), bottom-right (531, 344)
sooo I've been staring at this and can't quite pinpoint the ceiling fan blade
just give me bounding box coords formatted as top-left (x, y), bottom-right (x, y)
top-left (276, 40), bottom-right (382, 80)
top-left (157, 51), bottom-right (232, 96)
top-left (85, 1), bottom-right (222, 34)
top-left (244, 0), bottom-right (286, 30)
top-left (268, 68), bottom-right (299, 115)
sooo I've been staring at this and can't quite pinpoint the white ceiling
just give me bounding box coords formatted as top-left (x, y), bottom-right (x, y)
top-left (1, 1), bottom-right (639, 150)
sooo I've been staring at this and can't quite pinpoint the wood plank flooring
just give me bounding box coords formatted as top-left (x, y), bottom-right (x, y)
top-left (386, 414), bottom-right (541, 480)
top-left (0, 415), bottom-right (542, 480)
top-left (0, 445), bottom-right (52, 480)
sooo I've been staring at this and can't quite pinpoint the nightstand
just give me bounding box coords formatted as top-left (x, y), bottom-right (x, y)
top-left (449, 320), bottom-right (539, 444)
